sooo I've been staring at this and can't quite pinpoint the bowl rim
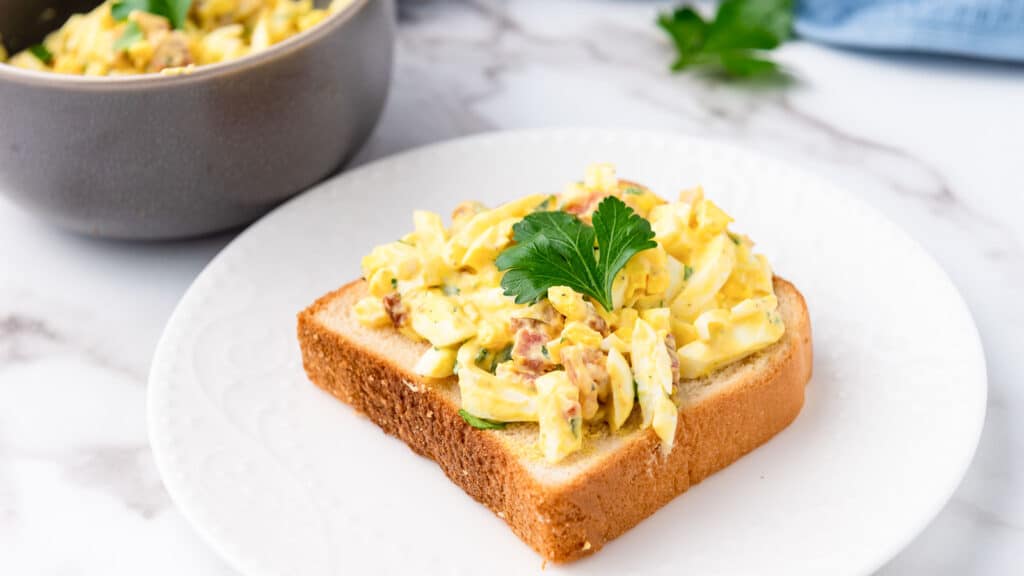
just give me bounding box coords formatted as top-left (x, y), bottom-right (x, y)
top-left (0, 0), bottom-right (373, 89)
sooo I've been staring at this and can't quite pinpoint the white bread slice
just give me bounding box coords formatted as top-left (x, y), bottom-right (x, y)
top-left (296, 277), bottom-right (812, 562)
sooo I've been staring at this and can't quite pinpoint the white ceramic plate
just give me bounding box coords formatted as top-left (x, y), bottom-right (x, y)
top-left (149, 129), bottom-right (986, 576)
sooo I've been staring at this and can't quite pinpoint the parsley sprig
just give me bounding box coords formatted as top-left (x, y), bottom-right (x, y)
top-left (658, 0), bottom-right (793, 78)
top-left (496, 196), bottom-right (657, 312)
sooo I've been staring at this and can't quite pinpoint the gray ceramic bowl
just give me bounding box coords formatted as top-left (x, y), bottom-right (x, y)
top-left (0, 0), bottom-right (393, 239)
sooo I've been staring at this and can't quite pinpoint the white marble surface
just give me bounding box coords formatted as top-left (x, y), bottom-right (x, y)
top-left (1, 1), bottom-right (1021, 574)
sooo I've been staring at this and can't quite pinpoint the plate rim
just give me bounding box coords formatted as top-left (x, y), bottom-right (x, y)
top-left (148, 127), bottom-right (988, 576)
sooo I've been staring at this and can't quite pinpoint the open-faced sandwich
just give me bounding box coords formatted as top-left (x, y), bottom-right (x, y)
top-left (297, 163), bottom-right (812, 562)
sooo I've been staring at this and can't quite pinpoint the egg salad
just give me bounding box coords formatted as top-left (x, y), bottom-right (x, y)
top-left (3, 0), bottom-right (352, 76)
top-left (355, 164), bottom-right (785, 463)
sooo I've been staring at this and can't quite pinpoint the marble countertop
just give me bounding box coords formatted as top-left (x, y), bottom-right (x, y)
top-left (2, 1), bottom-right (1021, 574)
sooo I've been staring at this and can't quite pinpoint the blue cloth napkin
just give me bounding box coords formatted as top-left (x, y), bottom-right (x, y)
top-left (795, 0), bottom-right (1024, 62)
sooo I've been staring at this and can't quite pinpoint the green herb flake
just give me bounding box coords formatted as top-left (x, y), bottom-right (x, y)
top-left (657, 0), bottom-right (793, 79)
top-left (624, 186), bottom-right (644, 196)
top-left (496, 196), bottom-right (657, 311)
top-left (441, 284), bottom-right (460, 296)
top-left (534, 195), bottom-right (557, 212)
top-left (541, 344), bottom-right (550, 359)
top-left (684, 264), bottom-right (694, 281)
top-left (113, 21), bottom-right (144, 52)
top-left (474, 348), bottom-right (488, 365)
top-left (111, 0), bottom-right (143, 21)
top-left (27, 44), bottom-right (53, 65)
top-left (390, 277), bottom-right (398, 289)
top-left (458, 409), bottom-right (507, 430)
top-left (728, 233), bottom-right (741, 245)
top-left (494, 344), bottom-right (513, 365)
top-left (112, 0), bottom-right (193, 30)
top-left (570, 416), bottom-right (580, 438)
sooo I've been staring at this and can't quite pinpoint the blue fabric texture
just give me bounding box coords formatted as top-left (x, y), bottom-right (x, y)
top-left (795, 0), bottom-right (1024, 62)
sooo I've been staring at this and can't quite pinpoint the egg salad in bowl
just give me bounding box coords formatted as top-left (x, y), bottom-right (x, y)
top-left (354, 164), bottom-right (785, 463)
top-left (3, 0), bottom-right (353, 76)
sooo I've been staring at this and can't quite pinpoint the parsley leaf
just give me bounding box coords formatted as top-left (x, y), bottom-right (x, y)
top-left (496, 196), bottom-right (657, 311)
top-left (27, 44), bottom-right (53, 65)
top-left (458, 409), bottom-right (507, 430)
top-left (658, 0), bottom-right (793, 78)
top-left (111, 0), bottom-right (145, 21)
top-left (114, 21), bottom-right (144, 52)
top-left (591, 196), bottom-right (660, 304)
top-left (496, 212), bottom-right (601, 306)
top-left (112, 0), bottom-right (192, 30)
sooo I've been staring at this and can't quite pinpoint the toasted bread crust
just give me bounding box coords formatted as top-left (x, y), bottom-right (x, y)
top-left (297, 278), bottom-right (812, 562)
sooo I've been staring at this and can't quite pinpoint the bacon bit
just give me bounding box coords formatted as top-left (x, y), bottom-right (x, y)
top-left (509, 317), bottom-right (534, 334)
top-left (562, 345), bottom-right (609, 419)
top-left (583, 303), bottom-right (609, 335)
top-left (562, 191), bottom-right (608, 221)
top-left (510, 303), bottom-right (564, 372)
top-left (382, 292), bottom-right (406, 327)
top-left (665, 334), bottom-right (680, 386)
top-left (496, 362), bottom-right (542, 387)
top-left (147, 31), bottom-right (193, 73)
top-left (512, 326), bottom-right (550, 372)
top-left (583, 347), bottom-right (611, 400)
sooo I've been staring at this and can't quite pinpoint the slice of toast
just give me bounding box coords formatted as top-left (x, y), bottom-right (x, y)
top-left (297, 277), bottom-right (812, 562)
